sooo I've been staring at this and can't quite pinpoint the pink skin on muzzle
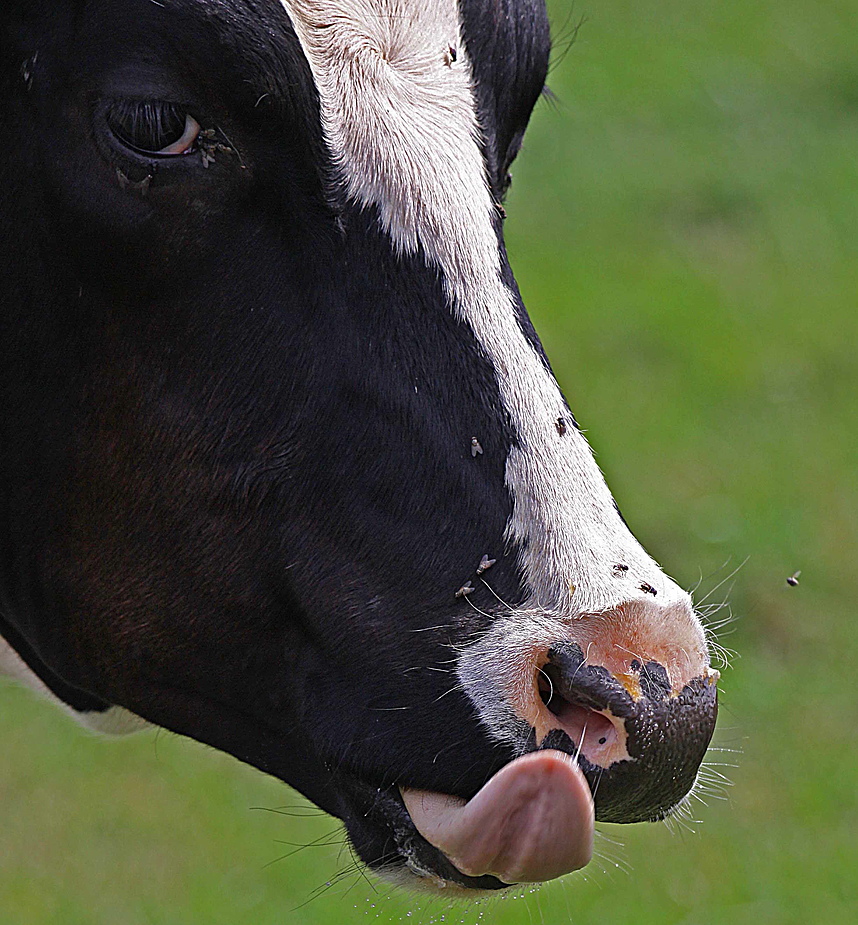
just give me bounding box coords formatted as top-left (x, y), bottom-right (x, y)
top-left (400, 750), bottom-right (594, 885)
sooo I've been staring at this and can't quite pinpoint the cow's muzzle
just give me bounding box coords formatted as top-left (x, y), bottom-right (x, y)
top-left (336, 606), bottom-right (719, 891)
top-left (533, 641), bottom-right (719, 822)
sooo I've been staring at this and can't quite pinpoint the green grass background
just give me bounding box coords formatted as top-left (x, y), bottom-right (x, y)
top-left (2, 1), bottom-right (857, 922)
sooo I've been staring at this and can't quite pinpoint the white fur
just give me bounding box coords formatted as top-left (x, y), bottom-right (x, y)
top-left (0, 634), bottom-right (148, 735)
top-left (278, 0), bottom-right (706, 740)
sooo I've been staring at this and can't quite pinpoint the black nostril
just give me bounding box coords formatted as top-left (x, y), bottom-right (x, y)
top-left (546, 643), bottom-right (636, 719)
top-left (538, 663), bottom-right (564, 713)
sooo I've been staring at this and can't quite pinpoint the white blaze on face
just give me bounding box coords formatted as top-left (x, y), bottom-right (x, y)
top-left (279, 0), bottom-right (705, 740)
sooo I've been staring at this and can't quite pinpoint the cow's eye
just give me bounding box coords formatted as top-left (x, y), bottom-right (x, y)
top-left (105, 100), bottom-right (201, 156)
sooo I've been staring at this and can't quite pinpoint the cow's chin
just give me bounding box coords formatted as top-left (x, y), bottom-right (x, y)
top-left (337, 751), bottom-right (595, 894)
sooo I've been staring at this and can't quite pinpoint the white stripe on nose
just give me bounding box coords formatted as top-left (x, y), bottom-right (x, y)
top-left (278, 0), bottom-right (711, 742)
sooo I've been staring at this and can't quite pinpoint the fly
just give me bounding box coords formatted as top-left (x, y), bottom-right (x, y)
top-left (476, 555), bottom-right (496, 575)
top-left (116, 168), bottom-right (152, 196)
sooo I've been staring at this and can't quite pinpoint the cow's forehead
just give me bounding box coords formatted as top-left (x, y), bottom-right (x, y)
top-left (279, 0), bottom-right (495, 280)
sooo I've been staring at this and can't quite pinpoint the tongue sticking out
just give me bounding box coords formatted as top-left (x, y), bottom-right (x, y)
top-left (400, 750), bottom-right (594, 885)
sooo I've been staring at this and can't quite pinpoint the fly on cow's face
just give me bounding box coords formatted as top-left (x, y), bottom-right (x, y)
top-left (198, 127), bottom-right (245, 169)
top-left (476, 555), bottom-right (496, 575)
top-left (115, 168), bottom-right (152, 196)
top-left (470, 437), bottom-right (483, 457)
top-left (640, 581), bottom-right (658, 596)
top-left (20, 53), bottom-right (38, 90)
top-left (556, 416), bottom-right (567, 436)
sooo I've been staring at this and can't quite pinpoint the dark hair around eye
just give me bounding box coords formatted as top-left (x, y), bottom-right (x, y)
top-left (105, 100), bottom-right (196, 155)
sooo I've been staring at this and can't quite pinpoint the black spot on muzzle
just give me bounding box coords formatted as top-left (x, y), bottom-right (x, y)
top-left (534, 642), bottom-right (718, 823)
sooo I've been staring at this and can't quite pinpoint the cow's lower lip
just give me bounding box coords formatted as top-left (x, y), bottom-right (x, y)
top-left (400, 750), bottom-right (594, 885)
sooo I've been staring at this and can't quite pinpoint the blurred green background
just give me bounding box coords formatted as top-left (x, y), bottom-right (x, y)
top-left (2, 0), bottom-right (857, 922)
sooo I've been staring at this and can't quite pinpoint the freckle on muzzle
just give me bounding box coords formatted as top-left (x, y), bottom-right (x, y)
top-left (533, 642), bottom-right (719, 823)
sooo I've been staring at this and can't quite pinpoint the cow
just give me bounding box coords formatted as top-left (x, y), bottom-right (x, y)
top-left (0, 0), bottom-right (719, 894)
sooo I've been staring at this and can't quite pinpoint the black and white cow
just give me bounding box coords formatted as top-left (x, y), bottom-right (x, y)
top-left (0, 0), bottom-right (719, 893)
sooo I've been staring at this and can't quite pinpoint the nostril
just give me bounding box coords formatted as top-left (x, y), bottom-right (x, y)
top-left (537, 664), bottom-right (562, 712)
top-left (535, 664), bottom-right (627, 766)
top-left (554, 704), bottom-right (617, 753)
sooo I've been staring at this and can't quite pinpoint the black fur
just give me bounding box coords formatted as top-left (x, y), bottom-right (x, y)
top-left (0, 0), bottom-right (547, 878)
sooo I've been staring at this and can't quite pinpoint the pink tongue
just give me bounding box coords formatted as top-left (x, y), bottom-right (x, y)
top-left (400, 750), bottom-right (594, 884)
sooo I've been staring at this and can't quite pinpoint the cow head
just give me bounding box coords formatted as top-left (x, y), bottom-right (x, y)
top-left (0, 0), bottom-right (718, 892)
